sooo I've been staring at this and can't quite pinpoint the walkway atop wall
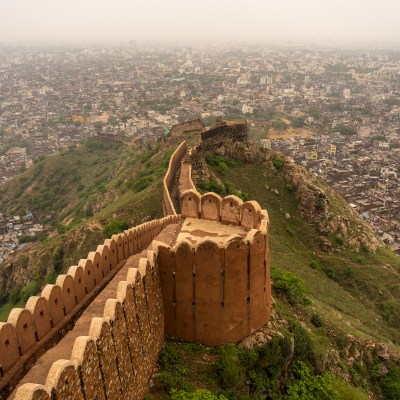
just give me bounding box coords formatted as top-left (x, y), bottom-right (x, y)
top-left (8, 224), bottom-right (180, 400)
top-left (177, 218), bottom-right (248, 245)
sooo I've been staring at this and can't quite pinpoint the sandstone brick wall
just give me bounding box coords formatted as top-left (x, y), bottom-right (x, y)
top-left (180, 190), bottom-right (268, 231)
top-left (13, 245), bottom-right (166, 400)
top-left (155, 191), bottom-right (271, 346)
top-left (163, 141), bottom-right (188, 216)
top-left (2, 134), bottom-right (273, 399)
top-left (0, 215), bottom-right (178, 399)
top-left (155, 226), bottom-right (270, 346)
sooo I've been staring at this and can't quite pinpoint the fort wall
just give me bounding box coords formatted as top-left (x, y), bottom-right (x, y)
top-left (13, 245), bottom-right (166, 400)
top-left (200, 120), bottom-right (248, 150)
top-left (162, 141), bottom-right (188, 216)
top-left (156, 190), bottom-right (271, 346)
top-left (0, 215), bottom-right (179, 399)
top-left (2, 127), bottom-right (272, 399)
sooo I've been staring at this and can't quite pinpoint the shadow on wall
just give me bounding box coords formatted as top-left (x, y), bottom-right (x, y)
top-left (163, 141), bottom-right (188, 216)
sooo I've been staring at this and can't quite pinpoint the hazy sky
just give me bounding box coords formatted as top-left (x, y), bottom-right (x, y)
top-left (1, 0), bottom-right (400, 45)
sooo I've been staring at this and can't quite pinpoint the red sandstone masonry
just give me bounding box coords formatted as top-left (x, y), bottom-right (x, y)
top-left (155, 229), bottom-right (270, 346)
top-left (13, 231), bottom-right (171, 400)
top-left (154, 190), bottom-right (271, 346)
top-left (0, 215), bottom-right (179, 399)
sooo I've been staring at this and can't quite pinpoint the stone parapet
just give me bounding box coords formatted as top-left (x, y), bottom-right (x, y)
top-left (0, 215), bottom-right (179, 399)
top-left (180, 190), bottom-right (270, 233)
top-left (13, 248), bottom-right (165, 400)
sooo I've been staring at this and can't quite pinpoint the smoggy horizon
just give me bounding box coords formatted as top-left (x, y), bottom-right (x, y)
top-left (1, 0), bottom-right (400, 48)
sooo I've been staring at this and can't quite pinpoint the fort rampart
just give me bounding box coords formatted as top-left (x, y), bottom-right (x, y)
top-left (157, 190), bottom-right (271, 346)
top-left (0, 215), bottom-right (179, 399)
top-left (162, 141), bottom-right (188, 215)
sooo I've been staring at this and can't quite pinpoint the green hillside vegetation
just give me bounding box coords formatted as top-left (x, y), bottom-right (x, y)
top-left (0, 138), bottom-right (173, 319)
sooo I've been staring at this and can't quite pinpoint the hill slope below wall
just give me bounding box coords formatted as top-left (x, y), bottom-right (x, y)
top-left (0, 139), bottom-right (175, 320)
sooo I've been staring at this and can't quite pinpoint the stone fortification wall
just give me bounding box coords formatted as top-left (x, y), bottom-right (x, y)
top-left (156, 190), bottom-right (271, 346)
top-left (0, 215), bottom-right (179, 399)
top-left (200, 120), bottom-right (248, 151)
top-left (163, 141), bottom-right (188, 216)
top-left (12, 242), bottom-right (168, 400)
top-left (178, 151), bottom-right (196, 200)
top-left (169, 119), bottom-right (204, 139)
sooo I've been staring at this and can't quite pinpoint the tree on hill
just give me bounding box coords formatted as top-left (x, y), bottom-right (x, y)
top-left (272, 120), bottom-right (289, 133)
top-left (93, 121), bottom-right (104, 133)
top-left (331, 124), bottom-right (357, 136)
top-left (291, 117), bottom-right (305, 128)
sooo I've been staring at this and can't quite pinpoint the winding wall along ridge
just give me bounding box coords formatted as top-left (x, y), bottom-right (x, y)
top-left (2, 135), bottom-right (272, 399)
top-left (162, 141), bottom-right (188, 216)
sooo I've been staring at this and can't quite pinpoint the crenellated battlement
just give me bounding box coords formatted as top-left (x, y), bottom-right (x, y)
top-left (1, 134), bottom-right (271, 400)
top-left (0, 215), bottom-right (179, 399)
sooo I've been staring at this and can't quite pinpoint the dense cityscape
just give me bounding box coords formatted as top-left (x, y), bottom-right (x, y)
top-left (0, 44), bottom-right (399, 264)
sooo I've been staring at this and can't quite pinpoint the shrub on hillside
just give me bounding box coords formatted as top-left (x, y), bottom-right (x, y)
top-left (271, 267), bottom-right (309, 305)
top-left (20, 280), bottom-right (41, 302)
top-left (286, 361), bottom-right (338, 400)
top-left (331, 377), bottom-right (369, 400)
top-left (197, 179), bottom-right (225, 196)
top-left (170, 389), bottom-right (228, 400)
top-left (103, 220), bottom-right (129, 238)
top-left (213, 346), bottom-right (242, 390)
top-left (271, 156), bottom-right (285, 171)
top-left (382, 367), bottom-right (400, 400)
top-left (311, 313), bottom-right (324, 328)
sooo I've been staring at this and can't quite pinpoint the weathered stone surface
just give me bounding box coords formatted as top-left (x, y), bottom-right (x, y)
top-left (195, 239), bottom-right (223, 345)
top-left (89, 318), bottom-right (122, 400)
top-left (8, 308), bottom-right (37, 355)
top-left (221, 195), bottom-right (242, 225)
top-left (78, 259), bottom-right (96, 294)
top-left (87, 251), bottom-right (103, 286)
top-left (41, 284), bottom-right (64, 327)
top-left (56, 275), bottom-right (77, 314)
top-left (14, 383), bottom-right (50, 400)
top-left (0, 322), bottom-right (20, 374)
top-left (71, 336), bottom-right (106, 400)
top-left (116, 281), bottom-right (144, 398)
top-left (45, 360), bottom-right (84, 400)
top-left (201, 193), bottom-right (222, 221)
top-left (180, 189), bottom-right (201, 218)
top-left (224, 237), bottom-right (249, 342)
top-left (173, 241), bottom-right (195, 341)
top-left (104, 299), bottom-right (136, 399)
top-left (25, 296), bottom-right (52, 342)
top-left (67, 266), bottom-right (86, 304)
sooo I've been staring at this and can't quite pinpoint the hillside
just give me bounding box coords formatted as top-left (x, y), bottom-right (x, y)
top-left (150, 139), bottom-right (398, 400)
